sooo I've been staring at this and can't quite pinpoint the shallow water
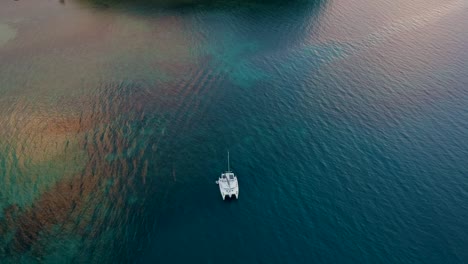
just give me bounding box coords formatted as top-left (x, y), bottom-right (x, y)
top-left (0, 0), bottom-right (467, 263)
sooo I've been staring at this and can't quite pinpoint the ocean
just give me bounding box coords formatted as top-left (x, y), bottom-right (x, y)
top-left (0, 0), bottom-right (467, 263)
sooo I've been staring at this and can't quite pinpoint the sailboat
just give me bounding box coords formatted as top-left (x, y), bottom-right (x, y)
top-left (216, 151), bottom-right (239, 200)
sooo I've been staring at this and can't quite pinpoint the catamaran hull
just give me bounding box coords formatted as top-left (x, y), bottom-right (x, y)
top-left (221, 192), bottom-right (239, 200)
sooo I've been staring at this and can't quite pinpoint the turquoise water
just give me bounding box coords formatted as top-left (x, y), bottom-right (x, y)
top-left (1, 0), bottom-right (468, 263)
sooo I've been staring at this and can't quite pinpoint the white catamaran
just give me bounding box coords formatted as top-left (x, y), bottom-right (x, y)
top-left (216, 151), bottom-right (239, 200)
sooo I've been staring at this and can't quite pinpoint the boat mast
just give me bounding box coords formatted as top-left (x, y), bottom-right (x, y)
top-left (227, 151), bottom-right (230, 172)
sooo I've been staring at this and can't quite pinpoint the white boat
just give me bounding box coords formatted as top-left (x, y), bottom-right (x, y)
top-left (216, 151), bottom-right (239, 200)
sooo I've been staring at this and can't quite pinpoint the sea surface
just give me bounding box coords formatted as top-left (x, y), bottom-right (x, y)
top-left (0, 0), bottom-right (468, 263)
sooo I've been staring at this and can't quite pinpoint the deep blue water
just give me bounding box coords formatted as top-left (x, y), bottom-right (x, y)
top-left (0, 0), bottom-right (468, 263)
